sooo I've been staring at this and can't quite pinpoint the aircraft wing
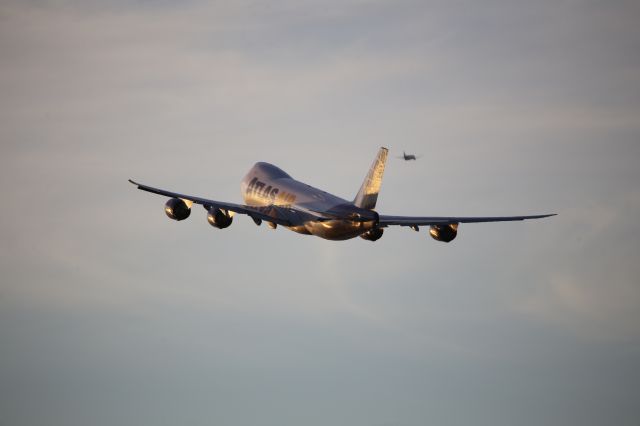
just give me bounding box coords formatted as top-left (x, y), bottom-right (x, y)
top-left (129, 179), bottom-right (327, 227)
top-left (378, 213), bottom-right (556, 227)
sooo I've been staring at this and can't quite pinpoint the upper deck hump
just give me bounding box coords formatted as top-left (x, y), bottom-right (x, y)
top-left (252, 162), bottom-right (291, 179)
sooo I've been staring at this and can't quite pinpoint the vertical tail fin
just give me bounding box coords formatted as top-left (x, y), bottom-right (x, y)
top-left (354, 147), bottom-right (388, 210)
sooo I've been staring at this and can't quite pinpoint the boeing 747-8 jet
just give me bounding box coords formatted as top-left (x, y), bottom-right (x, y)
top-left (129, 147), bottom-right (554, 242)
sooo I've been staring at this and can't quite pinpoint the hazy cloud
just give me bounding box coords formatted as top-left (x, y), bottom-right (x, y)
top-left (1, 1), bottom-right (639, 425)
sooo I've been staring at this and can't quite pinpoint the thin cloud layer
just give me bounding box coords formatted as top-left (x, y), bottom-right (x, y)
top-left (1, 1), bottom-right (639, 426)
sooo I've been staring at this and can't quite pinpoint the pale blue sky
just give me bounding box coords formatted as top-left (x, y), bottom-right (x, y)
top-left (1, 1), bottom-right (639, 425)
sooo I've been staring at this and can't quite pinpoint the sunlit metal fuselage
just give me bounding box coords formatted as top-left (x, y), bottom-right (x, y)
top-left (241, 162), bottom-right (378, 240)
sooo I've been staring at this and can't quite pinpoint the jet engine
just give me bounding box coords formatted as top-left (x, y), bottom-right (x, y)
top-left (207, 208), bottom-right (233, 229)
top-left (164, 198), bottom-right (191, 221)
top-left (360, 228), bottom-right (384, 241)
top-left (429, 223), bottom-right (458, 243)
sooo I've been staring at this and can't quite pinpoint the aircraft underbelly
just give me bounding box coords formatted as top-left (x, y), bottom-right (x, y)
top-left (286, 224), bottom-right (312, 235)
top-left (304, 219), bottom-right (375, 240)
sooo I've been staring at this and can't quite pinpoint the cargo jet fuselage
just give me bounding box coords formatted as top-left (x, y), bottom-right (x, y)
top-left (130, 147), bottom-right (555, 243)
top-left (241, 162), bottom-right (379, 240)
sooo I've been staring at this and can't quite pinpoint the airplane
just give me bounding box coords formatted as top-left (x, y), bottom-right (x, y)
top-left (129, 147), bottom-right (555, 243)
top-left (398, 151), bottom-right (420, 161)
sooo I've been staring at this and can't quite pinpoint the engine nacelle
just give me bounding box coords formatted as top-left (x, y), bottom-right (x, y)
top-left (360, 227), bottom-right (384, 241)
top-left (429, 223), bottom-right (458, 243)
top-left (207, 208), bottom-right (233, 229)
top-left (164, 198), bottom-right (191, 221)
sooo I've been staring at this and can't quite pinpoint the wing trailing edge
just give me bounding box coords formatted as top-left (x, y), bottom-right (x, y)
top-left (128, 179), bottom-right (328, 227)
top-left (378, 213), bottom-right (556, 227)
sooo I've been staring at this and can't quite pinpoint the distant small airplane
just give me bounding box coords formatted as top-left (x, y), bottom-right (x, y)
top-left (129, 147), bottom-right (555, 243)
top-left (398, 151), bottom-right (420, 161)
